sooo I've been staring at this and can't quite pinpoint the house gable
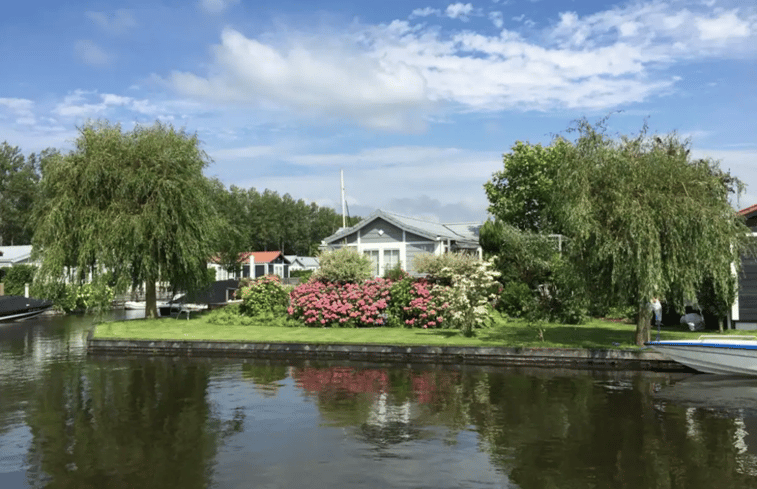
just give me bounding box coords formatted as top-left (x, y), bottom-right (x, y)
top-left (360, 218), bottom-right (404, 243)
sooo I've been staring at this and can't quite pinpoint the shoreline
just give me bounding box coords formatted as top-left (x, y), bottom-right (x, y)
top-left (86, 328), bottom-right (688, 372)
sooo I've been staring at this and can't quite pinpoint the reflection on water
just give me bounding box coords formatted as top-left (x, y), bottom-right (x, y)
top-left (2, 314), bottom-right (757, 488)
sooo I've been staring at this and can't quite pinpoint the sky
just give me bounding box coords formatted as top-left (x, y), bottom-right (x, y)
top-left (1, 0), bottom-right (756, 223)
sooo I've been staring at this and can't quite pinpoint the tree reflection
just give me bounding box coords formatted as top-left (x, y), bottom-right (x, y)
top-left (25, 359), bottom-right (220, 489)
top-left (241, 362), bottom-right (289, 397)
top-left (289, 365), bottom-right (757, 488)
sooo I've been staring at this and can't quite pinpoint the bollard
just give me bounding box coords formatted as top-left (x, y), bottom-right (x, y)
top-left (25, 283), bottom-right (29, 298)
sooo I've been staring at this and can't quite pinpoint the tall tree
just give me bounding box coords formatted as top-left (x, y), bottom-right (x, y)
top-left (555, 119), bottom-right (751, 345)
top-left (33, 121), bottom-right (219, 318)
top-left (0, 142), bottom-right (44, 245)
top-left (484, 139), bottom-right (571, 234)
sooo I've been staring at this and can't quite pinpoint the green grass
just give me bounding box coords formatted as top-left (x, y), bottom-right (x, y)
top-left (92, 311), bottom-right (749, 350)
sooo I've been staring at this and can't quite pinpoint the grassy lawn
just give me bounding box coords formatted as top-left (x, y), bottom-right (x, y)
top-left (92, 312), bottom-right (745, 350)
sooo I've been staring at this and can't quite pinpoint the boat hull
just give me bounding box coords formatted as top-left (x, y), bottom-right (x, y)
top-left (646, 337), bottom-right (757, 376)
top-left (0, 296), bottom-right (53, 323)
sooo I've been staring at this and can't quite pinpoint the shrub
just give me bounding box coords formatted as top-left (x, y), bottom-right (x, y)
top-left (414, 253), bottom-right (500, 335)
top-left (288, 277), bottom-right (392, 327)
top-left (2, 264), bottom-right (37, 296)
top-left (290, 269), bottom-right (314, 282)
top-left (238, 275), bottom-right (290, 317)
top-left (497, 281), bottom-right (534, 318)
top-left (312, 248), bottom-right (372, 284)
top-left (32, 279), bottom-right (115, 313)
top-left (383, 262), bottom-right (408, 281)
top-left (385, 276), bottom-right (414, 327)
top-left (402, 279), bottom-right (450, 329)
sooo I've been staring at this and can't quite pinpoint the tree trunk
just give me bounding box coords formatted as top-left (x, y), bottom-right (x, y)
top-left (145, 278), bottom-right (159, 319)
top-left (635, 303), bottom-right (651, 346)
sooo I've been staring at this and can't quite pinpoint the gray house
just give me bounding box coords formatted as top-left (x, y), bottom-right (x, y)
top-left (320, 209), bottom-right (482, 276)
top-left (732, 204), bottom-right (757, 329)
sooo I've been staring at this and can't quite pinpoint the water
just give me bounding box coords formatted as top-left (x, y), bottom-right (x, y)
top-left (1, 314), bottom-right (757, 488)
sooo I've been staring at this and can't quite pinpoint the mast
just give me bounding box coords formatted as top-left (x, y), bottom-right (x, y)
top-left (341, 169), bottom-right (346, 228)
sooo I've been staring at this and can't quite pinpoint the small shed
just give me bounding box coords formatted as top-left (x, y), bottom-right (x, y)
top-left (210, 251), bottom-right (291, 281)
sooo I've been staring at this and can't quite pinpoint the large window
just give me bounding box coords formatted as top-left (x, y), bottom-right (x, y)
top-left (383, 249), bottom-right (400, 275)
top-left (364, 250), bottom-right (379, 276)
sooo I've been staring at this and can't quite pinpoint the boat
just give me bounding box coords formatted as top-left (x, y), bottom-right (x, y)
top-left (646, 335), bottom-right (757, 376)
top-left (123, 300), bottom-right (207, 317)
top-left (123, 300), bottom-right (171, 311)
top-left (0, 295), bottom-right (54, 323)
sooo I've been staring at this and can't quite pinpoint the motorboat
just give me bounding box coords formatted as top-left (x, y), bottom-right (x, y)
top-left (0, 296), bottom-right (53, 322)
top-left (123, 300), bottom-right (207, 317)
top-left (646, 335), bottom-right (757, 376)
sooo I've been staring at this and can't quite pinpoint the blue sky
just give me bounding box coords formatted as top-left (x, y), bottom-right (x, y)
top-left (2, 0), bottom-right (756, 222)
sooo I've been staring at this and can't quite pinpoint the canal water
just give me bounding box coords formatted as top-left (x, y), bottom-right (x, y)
top-left (1, 314), bottom-right (757, 488)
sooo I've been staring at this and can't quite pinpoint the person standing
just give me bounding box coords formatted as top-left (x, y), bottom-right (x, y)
top-left (650, 297), bottom-right (662, 327)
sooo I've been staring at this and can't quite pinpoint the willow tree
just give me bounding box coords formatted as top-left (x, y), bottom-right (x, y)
top-left (556, 119), bottom-right (751, 345)
top-left (33, 122), bottom-right (219, 318)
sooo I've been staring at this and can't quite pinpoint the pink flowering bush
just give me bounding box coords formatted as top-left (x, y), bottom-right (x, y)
top-left (402, 279), bottom-right (450, 329)
top-left (288, 277), bottom-right (392, 327)
top-left (238, 275), bottom-right (290, 317)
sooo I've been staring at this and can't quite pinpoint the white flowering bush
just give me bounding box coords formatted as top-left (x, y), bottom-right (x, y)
top-left (413, 253), bottom-right (500, 336)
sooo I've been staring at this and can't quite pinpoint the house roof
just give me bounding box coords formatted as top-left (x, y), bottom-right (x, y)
top-left (239, 251), bottom-right (287, 264)
top-left (0, 245), bottom-right (33, 265)
top-left (285, 255), bottom-right (319, 268)
top-left (210, 251), bottom-right (289, 265)
top-left (322, 209), bottom-right (481, 247)
top-left (739, 203), bottom-right (757, 218)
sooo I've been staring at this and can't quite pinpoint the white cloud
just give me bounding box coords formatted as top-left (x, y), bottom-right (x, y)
top-left (211, 145), bottom-right (277, 160)
top-left (169, 28), bottom-right (431, 131)
top-left (697, 11), bottom-right (751, 41)
top-left (489, 11), bottom-right (504, 28)
top-left (74, 40), bottom-right (112, 66)
top-left (446, 3), bottom-right (474, 20)
top-left (410, 7), bottom-right (439, 18)
top-left (224, 145), bottom-right (499, 221)
top-left (164, 2), bottom-right (757, 130)
top-left (85, 9), bottom-right (137, 34)
top-left (0, 98), bottom-right (36, 125)
top-left (200, 0), bottom-right (240, 14)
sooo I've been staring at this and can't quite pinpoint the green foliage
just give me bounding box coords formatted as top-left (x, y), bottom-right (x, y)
top-left (480, 220), bottom-right (557, 286)
top-left (383, 261), bottom-right (409, 281)
top-left (386, 276), bottom-right (414, 327)
top-left (32, 121), bottom-right (219, 318)
top-left (413, 253), bottom-right (501, 336)
top-left (554, 118), bottom-right (752, 343)
top-left (33, 276), bottom-right (115, 313)
top-left (205, 302), bottom-right (299, 327)
top-left (484, 139), bottom-right (571, 233)
top-left (289, 269), bottom-right (314, 281)
top-left (238, 275), bottom-right (290, 317)
top-left (0, 143), bottom-right (50, 245)
top-left (210, 181), bottom-right (360, 258)
top-left (313, 247), bottom-right (373, 284)
top-left (2, 264), bottom-right (37, 296)
top-left (497, 281), bottom-right (534, 318)
top-left (206, 303), bottom-right (255, 325)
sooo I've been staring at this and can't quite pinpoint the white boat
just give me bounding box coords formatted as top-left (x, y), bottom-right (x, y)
top-left (123, 300), bottom-right (206, 316)
top-left (646, 335), bottom-right (757, 376)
